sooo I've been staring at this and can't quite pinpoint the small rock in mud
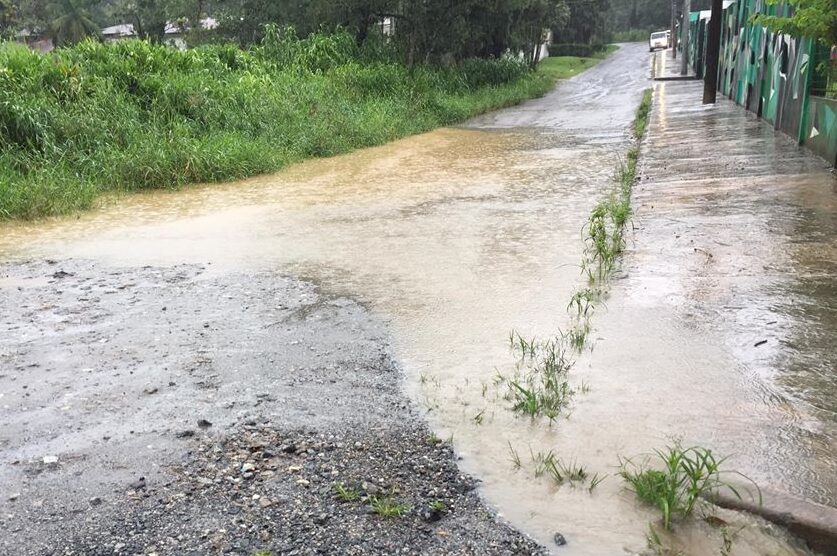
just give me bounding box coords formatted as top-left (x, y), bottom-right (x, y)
top-left (554, 532), bottom-right (567, 546)
top-left (175, 430), bottom-right (195, 438)
top-left (197, 419), bottom-right (212, 429)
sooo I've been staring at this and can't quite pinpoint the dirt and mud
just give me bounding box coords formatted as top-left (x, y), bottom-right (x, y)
top-left (0, 260), bottom-right (544, 555)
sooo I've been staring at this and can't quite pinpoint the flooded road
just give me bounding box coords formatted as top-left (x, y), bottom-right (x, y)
top-left (1, 43), bottom-right (834, 554)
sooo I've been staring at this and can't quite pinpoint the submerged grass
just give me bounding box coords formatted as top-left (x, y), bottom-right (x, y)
top-left (0, 32), bottom-right (614, 220)
top-left (502, 330), bottom-right (575, 421)
top-left (566, 87), bottom-right (653, 351)
top-left (499, 89), bottom-right (654, 419)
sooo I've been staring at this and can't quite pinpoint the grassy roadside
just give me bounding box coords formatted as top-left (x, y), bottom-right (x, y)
top-left (537, 46), bottom-right (619, 83)
top-left (0, 37), bottom-right (616, 221)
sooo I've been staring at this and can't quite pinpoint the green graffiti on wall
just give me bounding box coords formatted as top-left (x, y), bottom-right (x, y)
top-left (682, 0), bottom-right (837, 165)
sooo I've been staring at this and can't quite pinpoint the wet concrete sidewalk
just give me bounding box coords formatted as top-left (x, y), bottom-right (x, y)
top-left (652, 47), bottom-right (697, 80)
top-left (590, 78), bottom-right (837, 508)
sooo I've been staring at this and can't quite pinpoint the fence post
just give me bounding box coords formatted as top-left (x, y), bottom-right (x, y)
top-left (703, 0), bottom-right (723, 103)
top-left (681, 0), bottom-right (691, 75)
top-left (671, 0), bottom-right (678, 59)
top-left (797, 38), bottom-right (815, 145)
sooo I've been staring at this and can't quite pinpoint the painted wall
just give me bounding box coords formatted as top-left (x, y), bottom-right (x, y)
top-left (805, 96), bottom-right (837, 165)
top-left (683, 0), bottom-right (837, 166)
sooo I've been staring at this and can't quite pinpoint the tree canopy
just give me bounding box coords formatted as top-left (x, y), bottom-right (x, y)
top-left (754, 0), bottom-right (837, 45)
top-left (4, 0), bottom-right (599, 64)
top-left (49, 0), bottom-right (101, 46)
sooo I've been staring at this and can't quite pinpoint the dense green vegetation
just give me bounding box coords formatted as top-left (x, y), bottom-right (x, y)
top-left (1, 0), bottom-right (580, 63)
top-left (0, 0), bottom-right (622, 219)
top-left (0, 30), bottom-right (612, 219)
top-left (754, 0), bottom-right (837, 45)
top-left (608, 0), bottom-right (712, 42)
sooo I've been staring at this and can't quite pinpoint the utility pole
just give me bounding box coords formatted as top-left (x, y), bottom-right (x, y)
top-left (703, 0), bottom-right (723, 103)
top-left (671, 0), bottom-right (678, 59)
top-left (680, 0), bottom-right (691, 75)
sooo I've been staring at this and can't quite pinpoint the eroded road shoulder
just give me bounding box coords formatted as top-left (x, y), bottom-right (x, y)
top-left (0, 260), bottom-right (544, 555)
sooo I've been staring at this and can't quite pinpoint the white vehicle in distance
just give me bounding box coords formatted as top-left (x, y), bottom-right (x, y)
top-left (649, 31), bottom-right (668, 51)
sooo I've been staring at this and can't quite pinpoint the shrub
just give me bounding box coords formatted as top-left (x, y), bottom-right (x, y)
top-left (0, 34), bottom-right (545, 219)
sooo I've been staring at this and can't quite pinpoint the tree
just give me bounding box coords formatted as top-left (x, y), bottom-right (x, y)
top-left (10, 0), bottom-right (52, 33)
top-left (212, 0), bottom-right (575, 65)
top-left (0, 0), bottom-right (16, 36)
top-left (49, 0), bottom-right (101, 46)
top-left (754, 0), bottom-right (837, 45)
top-left (504, 0), bottom-right (571, 67)
top-left (553, 0), bottom-right (610, 44)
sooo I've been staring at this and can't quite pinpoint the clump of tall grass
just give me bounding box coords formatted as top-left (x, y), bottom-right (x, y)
top-left (620, 444), bottom-right (760, 530)
top-left (0, 28), bottom-right (548, 219)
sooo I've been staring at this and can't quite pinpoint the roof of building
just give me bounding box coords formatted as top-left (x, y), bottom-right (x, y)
top-left (101, 17), bottom-right (218, 38)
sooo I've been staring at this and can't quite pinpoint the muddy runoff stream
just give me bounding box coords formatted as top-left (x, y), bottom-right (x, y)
top-left (0, 44), bottom-right (831, 554)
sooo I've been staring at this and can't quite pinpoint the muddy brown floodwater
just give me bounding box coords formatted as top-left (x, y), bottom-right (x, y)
top-left (0, 44), bottom-right (834, 555)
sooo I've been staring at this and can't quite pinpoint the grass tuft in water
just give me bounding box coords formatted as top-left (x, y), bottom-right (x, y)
top-left (504, 331), bottom-right (575, 421)
top-left (620, 443), bottom-right (760, 530)
top-left (508, 441), bottom-right (523, 470)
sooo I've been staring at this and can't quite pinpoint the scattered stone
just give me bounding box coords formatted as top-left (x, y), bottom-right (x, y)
top-left (361, 481), bottom-right (381, 496)
top-left (42, 455), bottom-right (59, 465)
top-left (143, 387), bottom-right (159, 395)
top-left (553, 532), bottom-right (567, 546)
top-left (8, 493), bottom-right (20, 502)
top-left (0, 261), bottom-right (549, 555)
